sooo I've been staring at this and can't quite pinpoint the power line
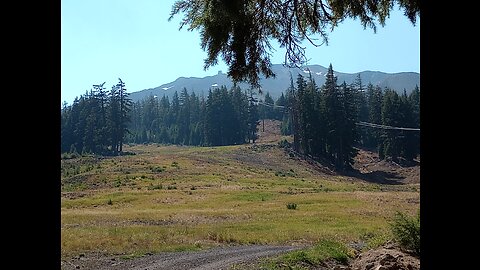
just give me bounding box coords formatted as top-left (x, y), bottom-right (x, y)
top-left (257, 101), bottom-right (287, 109)
top-left (256, 102), bottom-right (420, 131)
top-left (356, 121), bottom-right (420, 131)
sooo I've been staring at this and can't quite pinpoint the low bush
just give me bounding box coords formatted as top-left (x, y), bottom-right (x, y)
top-left (390, 211), bottom-right (420, 255)
top-left (286, 203), bottom-right (297, 210)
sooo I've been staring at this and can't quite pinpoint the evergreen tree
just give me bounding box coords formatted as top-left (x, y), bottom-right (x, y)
top-left (263, 92), bottom-right (275, 119)
top-left (198, 95), bottom-right (207, 146)
top-left (398, 90), bottom-right (417, 161)
top-left (159, 95), bottom-right (171, 143)
top-left (305, 73), bottom-right (322, 156)
top-left (219, 86), bottom-right (238, 145)
top-left (410, 85), bottom-right (420, 127)
top-left (409, 85), bottom-right (420, 159)
top-left (61, 101), bottom-right (73, 153)
top-left (230, 85), bottom-right (249, 143)
top-left (75, 94), bottom-right (90, 153)
top-left (381, 88), bottom-right (402, 160)
top-left (105, 79), bottom-right (132, 155)
top-left (338, 81), bottom-right (359, 169)
top-left (204, 88), bottom-right (221, 146)
top-left (60, 79), bottom-right (131, 156)
top-left (295, 74), bottom-right (308, 154)
top-left (274, 92), bottom-right (287, 120)
top-left (322, 64), bottom-right (341, 165)
top-left (116, 78), bottom-right (132, 153)
top-left (352, 74), bottom-right (369, 146)
top-left (287, 74), bottom-right (299, 150)
top-left (170, 91), bottom-right (180, 144)
top-left (178, 87), bottom-right (191, 144)
top-left (142, 95), bottom-right (159, 141)
top-left (68, 97), bottom-right (83, 153)
top-left (247, 89), bottom-right (260, 143)
top-left (366, 84), bottom-right (384, 150)
top-left (188, 91), bottom-right (202, 145)
top-left (82, 90), bottom-right (98, 154)
top-left (170, 0), bottom-right (419, 87)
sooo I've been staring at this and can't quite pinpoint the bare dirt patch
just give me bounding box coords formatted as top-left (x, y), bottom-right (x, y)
top-left (256, 119), bottom-right (283, 143)
top-left (349, 243), bottom-right (419, 270)
top-left (352, 149), bottom-right (420, 185)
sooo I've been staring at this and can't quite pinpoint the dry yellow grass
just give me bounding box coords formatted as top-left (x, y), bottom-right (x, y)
top-left (61, 143), bottom-right (419, 259)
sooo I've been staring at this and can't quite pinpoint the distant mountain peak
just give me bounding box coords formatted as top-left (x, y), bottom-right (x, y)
top-left (129, 64), bottom-right (419, 102)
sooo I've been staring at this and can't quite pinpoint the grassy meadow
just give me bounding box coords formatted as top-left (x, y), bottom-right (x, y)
top-left (61, 142), bottom-right (420, 259)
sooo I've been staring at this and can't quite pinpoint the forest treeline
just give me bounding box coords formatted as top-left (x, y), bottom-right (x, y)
top-left (61, 65), bottom-right (419, 169)
top-left (61, 82), bottom-right (261, 155)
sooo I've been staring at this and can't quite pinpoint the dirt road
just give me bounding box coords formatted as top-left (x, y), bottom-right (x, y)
top-left (62, 245), bottom-right (300, 270)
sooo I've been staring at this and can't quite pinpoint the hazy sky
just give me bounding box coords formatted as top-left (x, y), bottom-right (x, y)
top-left (61, 0), bottom-right (420, 105)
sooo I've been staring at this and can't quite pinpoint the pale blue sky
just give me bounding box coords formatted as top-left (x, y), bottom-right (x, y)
top-left (61, 0), bottom-right (420, 105)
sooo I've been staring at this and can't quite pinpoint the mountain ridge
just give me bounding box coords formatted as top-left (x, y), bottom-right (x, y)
top-left (129, 64), bottom-right (419, 102)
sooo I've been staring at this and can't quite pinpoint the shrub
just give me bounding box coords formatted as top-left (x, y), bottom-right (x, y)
top-left (278, 139), bottom-right (291, 149)
top-left (390, 211), bottom-right (420, 255)
top-left (148, 184), bottom-right (162, 190)
top-left (150, 166), bottom-right (165, 173)
top-left (286, 203), bottom-right (297, 210)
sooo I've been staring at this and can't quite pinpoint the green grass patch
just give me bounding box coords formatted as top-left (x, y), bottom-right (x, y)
top-left (230, 191), bottom-right (277, 202)
top-left (62, 191), bottom-right (144, 209)
top-left (262, 240), bottom-right (352, 269)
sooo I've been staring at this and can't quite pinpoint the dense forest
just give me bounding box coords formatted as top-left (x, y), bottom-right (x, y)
top-left (127, 85), bottom-right (260, 146)
top-left (278, 64), bottom-right (420, 170)
top-left (61, 78), bottom-right (132, 156)
top-left (61, 65), bottom-right (419, 170)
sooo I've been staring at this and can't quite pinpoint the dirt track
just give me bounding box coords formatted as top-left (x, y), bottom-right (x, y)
top-left (62, 243), bottom-right (420, 270)
top-left (62, 245), bottom-right (300, 270)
